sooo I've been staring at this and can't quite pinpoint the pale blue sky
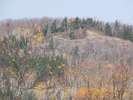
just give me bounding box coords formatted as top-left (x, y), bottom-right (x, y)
top-left (0, 0), bottom-right (133, 25)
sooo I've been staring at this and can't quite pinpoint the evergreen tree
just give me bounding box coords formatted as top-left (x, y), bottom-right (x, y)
top-left (105, 23), bottom-right (112, 36)
top-left (19, 36), bottom-right (26, 48)
top-left (122, 25), bottom-right (131, 40)
top-left (12, 35), bottom-right (16, 42)
top-left (129, 25), bottom-right (133, 32)
top-left (73, 45), bottom-right (79, 67)
top-left (130, 25), bottom-right (133, 42)
top-left (74, 45), bottom-right (79, 57)
top-left (60, 17), bottom-right (67, 32)
top-left (122, 25), bottom-right (126, 40)
top-left (42, 24), bottom-right (48, 36)
top-left (49, 38), bottom-right (54, 51)
top-left (73, 17), bottom-right (81, 29)
top-left (86, 18), bottom-right (94, 27)
top-left (51, 20), bottom-right (57, 33)
top-left (81, 19), bottom-right (86, 28)
top-left (69, 31), bottom-right (75, 40)
top-left (131, 33), bottom-right (133, 42)
top-left (126, 25), bottom-right (131, 40)
top-left (114, 20), bottom-right (121, 37)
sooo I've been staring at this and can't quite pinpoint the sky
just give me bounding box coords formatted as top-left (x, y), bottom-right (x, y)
top-left (0, 0), bottom-right (133, 25)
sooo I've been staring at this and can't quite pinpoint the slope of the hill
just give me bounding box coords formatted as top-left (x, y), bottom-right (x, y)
top-left (53, 29), bottom-right (133, 66)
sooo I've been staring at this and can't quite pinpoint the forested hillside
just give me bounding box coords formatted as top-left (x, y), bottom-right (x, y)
top-left (0, 17), bottom-right (133, 100)
top-left (0, 17), bottom-right (133, 42)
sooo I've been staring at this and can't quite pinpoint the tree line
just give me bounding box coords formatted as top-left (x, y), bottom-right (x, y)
top-left (42, 17), bottom-right (133, 41)
top-left (1, 17), bottom-right (133, 42)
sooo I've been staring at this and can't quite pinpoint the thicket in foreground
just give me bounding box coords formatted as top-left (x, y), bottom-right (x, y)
top-left (0, 27), bottom-right (66, 100)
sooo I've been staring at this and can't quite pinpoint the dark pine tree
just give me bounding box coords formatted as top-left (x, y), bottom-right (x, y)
top-left (131, 34), bottom-right (133, 42)
top-left (114, 20), bottom-right (120, 37)
top-left (51, 20), bottom-right (57, 33)
top-left (81, 18), bottom-right (86, 28)
top-left (42, 24), bottom-right (48, 36)
top-left (73, 17), bottom-right (81, 29)
top-left (86, 18), bottom-right (94, 27)
top-left (60, 17), bottom-right (67, 32)
top-left (105, 23), bottom-right (112, 36)
top-left (49, 38), bottom-right (54, 51)
top-left (122, 25), bottom-right (131, 40)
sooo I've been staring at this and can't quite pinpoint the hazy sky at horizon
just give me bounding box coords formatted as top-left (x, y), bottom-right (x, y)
top-left (0, 0), bottom-right (133, 25)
